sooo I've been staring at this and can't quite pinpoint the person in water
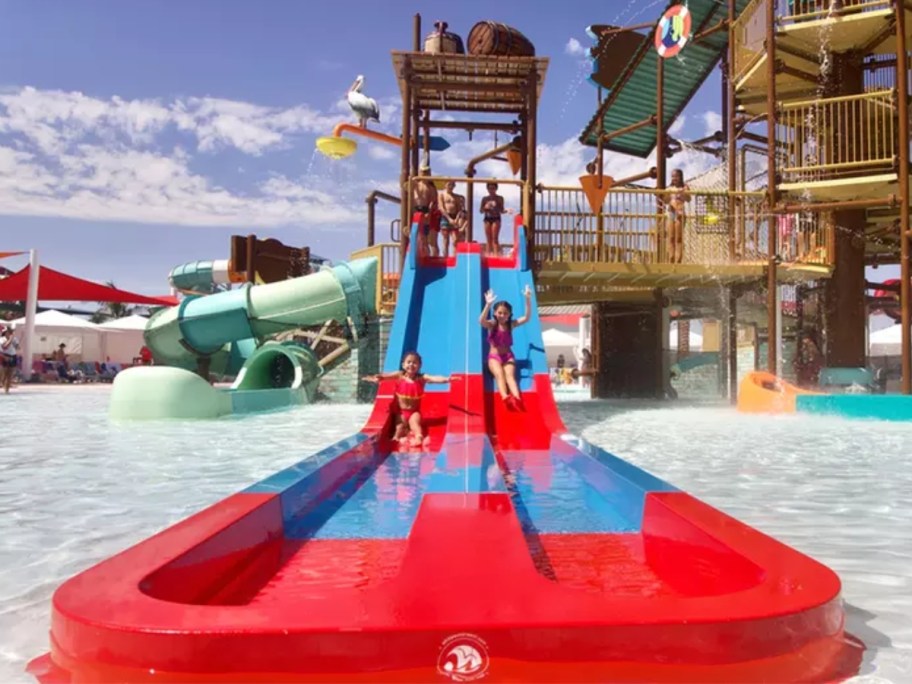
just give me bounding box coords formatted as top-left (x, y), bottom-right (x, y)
top-left (364, 351), bottom-right (450, 448)
top-left (479, 284), bottom-right (532, 409)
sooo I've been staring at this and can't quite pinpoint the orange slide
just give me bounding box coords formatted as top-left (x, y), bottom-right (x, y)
top-left (737, 371), bottom-right (822, 414)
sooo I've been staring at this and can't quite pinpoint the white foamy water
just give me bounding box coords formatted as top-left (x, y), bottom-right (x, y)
top-left (1, 387), bottom-right (910, 682)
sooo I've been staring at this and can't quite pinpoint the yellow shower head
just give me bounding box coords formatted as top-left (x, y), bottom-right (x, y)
top-left (316, 136), bottom-right (357, 159)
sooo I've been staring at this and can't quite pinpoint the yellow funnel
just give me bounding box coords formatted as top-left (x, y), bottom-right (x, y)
top-left (316, 136), bottom-right (357, 159)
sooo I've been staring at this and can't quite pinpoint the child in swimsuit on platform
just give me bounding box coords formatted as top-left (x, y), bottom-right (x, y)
top-left (479, 284), bottom-right (532, 409)
top-left (364, 351), bottom-right (450, 448)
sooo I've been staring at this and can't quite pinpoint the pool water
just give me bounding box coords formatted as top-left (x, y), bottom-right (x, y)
top-left (1, 387), bottom-right (910, 682)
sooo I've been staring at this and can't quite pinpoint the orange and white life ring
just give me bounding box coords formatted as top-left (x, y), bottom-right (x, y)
top-left (655, 5), bottom-right (692, 59)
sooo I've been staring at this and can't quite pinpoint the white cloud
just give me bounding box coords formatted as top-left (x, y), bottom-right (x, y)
top-left (565, 38), bottom-right (588, 58)
top-left (668, 114), bottom-right (686, 136)
top-left (367, 145), bottom-right (396, 161)
top-left (0, 86), bottom-right (371, 228)
top-left (702, 111), bottom-right (723, 137)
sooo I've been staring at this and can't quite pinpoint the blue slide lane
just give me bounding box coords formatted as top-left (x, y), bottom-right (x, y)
top-left (500, 436), bottom-right (679, 534)
top-left (275, 435), bottom-right (507, 541)
top-left (481, 251), bottom-right (548, 392)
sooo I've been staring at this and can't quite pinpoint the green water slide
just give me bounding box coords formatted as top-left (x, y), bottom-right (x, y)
top-left (110, 258), bottom-right (377, 420)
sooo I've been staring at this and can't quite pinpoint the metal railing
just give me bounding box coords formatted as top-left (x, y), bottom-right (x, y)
top-left (732, 0), bottom-right (768, 84)
top-left (349, 243), bottom-right (401, 315)
top-left (779, 89), bottom-right (896, 182)
top-left (358, 183), bottom-right (836, 312)
top-left (535, 186), bottom-right (786, 266)
top-left (778, 0), bottom-right (892, 24)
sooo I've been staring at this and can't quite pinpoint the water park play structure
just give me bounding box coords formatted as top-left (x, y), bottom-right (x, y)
top-left (30, 4), bottom-right (912, 680)
top-left (27, 222), bottom-right (859, 682)
top-left (109, 257), bottom-right (377, 419)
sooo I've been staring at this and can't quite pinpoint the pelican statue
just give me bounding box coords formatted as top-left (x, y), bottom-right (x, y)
top-left (347, 75), bottom-right (380, 129)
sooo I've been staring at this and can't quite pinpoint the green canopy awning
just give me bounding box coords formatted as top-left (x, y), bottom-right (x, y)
top-left (580, 0), bottom-right (752, 158)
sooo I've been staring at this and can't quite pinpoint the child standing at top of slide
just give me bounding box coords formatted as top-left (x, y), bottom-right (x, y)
top-left (364, 351), bottom-right (450, 448)
top-left (480, 182), bottom-right (512, 257)
top-left (479, 285), bottom-right (532, 409)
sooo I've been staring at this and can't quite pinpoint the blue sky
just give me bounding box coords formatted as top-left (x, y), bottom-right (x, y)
top-left (0, 0), bottom-right (729, 295)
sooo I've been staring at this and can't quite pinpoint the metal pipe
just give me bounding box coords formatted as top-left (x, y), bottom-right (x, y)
top-left (600, 115), bottom-right (657, 143)
top-left (413, 13), bottom-right (421, 51)
top-left (693, 19), bottom-right (729, 43)
top-left (331, 122), bottom-right (401, 147)
top-left (766, 0), bottom-right (778, 374)
top-left (729, 286), bottom-right (738, 404)
top-left (897, 0), bottom-right (911, 393)
top-left (727, 0), bottom-right (737, 261)
top-left (366, 191), bottom-right (401, 247)
top-left (527, 73), bottom-right (539, 246)
top-left (615, 167), bottom-right (657, 186)
top-left (656, 55), bottom-right (666, 261)
top-left (464, 141), bottom-right (519, 177)
top-left (399, 63), bottom-right (412, 272)
top-left (594, 21), bottom-right (655, 35)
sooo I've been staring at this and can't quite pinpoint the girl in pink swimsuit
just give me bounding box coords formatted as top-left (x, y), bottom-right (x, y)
top-left (364, 351), bottom-right (450, 447)
top-left (479, 285), bottom-right (533, 409)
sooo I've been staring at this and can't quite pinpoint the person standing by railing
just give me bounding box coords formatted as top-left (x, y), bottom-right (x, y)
top-left (665, 169), bottom-right (691, 264)
top-left (480, 182), bottom-right (512, 257)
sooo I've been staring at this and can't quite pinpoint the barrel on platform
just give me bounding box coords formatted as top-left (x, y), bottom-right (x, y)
top-left (423, 21), bottom-right (465, 55)
top-left (467, 21), bottom-right (535, 57)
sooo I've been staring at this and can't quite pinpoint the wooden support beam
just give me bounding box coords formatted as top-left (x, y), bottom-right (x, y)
top-left (411, 79), bottom-right (529, 93)
top-left (426, 120), bottom-right (521, 132)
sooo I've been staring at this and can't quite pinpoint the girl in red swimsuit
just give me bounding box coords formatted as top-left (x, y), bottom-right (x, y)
top-left (364, 351), bottom-right (450, 447)
top-left (479, 285), bottom-right (532, 409)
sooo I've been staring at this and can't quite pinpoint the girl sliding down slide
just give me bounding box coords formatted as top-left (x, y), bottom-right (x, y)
top-left (364, 351), bottom-right (450, 448)
top-left (480, 285), bottom-right (532, 410)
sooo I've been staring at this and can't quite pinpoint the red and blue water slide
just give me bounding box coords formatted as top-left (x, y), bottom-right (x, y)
top-left (29, 218), bottom-right (861, 682)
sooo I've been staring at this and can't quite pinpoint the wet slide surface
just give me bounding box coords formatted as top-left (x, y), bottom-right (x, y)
top-left (29, 223), bottom-right (859, 683)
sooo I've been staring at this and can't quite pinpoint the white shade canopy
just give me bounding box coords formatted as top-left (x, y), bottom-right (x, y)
top-left (668, 324), bottom-right (703, 351)
top-left (97, 314), bottom-right (149, 330)
top-left (6, 309), bottom-right (105, 360)
top-left (870, 324), bottom-right (901, 356)
top-left (542, 328), bottom-right (579, 367)
top-left (7, 309), bottom-right (101, 330)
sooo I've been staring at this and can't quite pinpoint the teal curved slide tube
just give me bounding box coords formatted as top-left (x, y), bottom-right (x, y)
top-left (110, 258), bottom-right (377, 420)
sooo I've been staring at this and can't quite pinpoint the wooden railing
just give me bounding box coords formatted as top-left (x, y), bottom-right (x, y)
top-left (778, 89), bottom-right (896, 182)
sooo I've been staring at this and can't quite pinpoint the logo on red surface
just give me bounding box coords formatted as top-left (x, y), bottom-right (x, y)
top-left (436, 632), bottom-right (490, 681)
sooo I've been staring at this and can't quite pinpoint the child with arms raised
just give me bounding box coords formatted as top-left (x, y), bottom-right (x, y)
top-left (364, 351), bottom-right (450, 448)
top-left (479, 285), bottom-right (532, 409)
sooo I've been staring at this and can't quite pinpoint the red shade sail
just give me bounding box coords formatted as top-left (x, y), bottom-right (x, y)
top-left (0, 265), bottom-right (175, 306)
